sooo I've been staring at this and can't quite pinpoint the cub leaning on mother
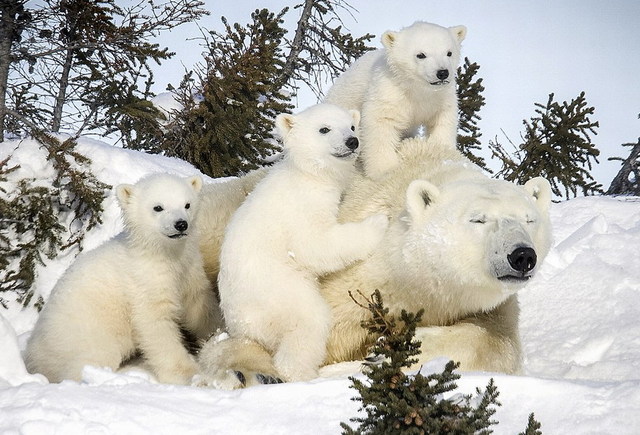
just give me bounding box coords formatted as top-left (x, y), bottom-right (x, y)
top-left (194, 136), bottom-right (553, 388)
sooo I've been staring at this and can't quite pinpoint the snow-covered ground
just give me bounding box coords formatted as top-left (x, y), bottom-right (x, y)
top-left (1, 137), bottom-right (639, 434)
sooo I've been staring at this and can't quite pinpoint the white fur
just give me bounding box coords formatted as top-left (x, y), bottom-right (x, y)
top-left (325, 21), bottom-right (467, 179)
top-left (196, 137), bottom-right (552, 384)
top-left (322, 138), bottom-right (553, 373)
top-left (217, 103), bottom-right (388, 382)
top-left (25, 174), bottom-right (221, 384)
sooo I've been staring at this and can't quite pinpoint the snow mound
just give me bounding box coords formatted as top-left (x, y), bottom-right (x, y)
top-left (1, 138), bottom-right (639, 433)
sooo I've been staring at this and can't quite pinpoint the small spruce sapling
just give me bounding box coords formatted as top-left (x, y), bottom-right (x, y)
top-left (340, 290), bottom-right (503, 435)
top-left (519, 413), bottom-right (543, 435)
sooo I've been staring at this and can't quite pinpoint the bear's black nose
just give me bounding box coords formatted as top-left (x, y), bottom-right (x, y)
top-left (507, 247), bottom-right (537, 274)
top-left (345, 136), bottom-right (359, 150)
top-left (436, 69), bottom-right (449, 80)
top-left (174, 220), bottom-right (188, 232)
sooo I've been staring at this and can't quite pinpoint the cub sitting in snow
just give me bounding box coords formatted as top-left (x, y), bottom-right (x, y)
top-left (217, 103), bottom-right (388, 382)
top-left (25, 173), bottom-right (220, 384)
top-left (324, 21), bottom-right (466, 179)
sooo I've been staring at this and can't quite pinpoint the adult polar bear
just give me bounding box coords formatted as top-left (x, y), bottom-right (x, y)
top-left (195, 137), bottom-right (552, 386)
top-left (324, 21), bottom-right (466, 179)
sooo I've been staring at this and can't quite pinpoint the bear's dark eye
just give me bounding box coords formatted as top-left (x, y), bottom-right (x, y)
top-left (153, 205), bottom-right (163, 212)
top-left (447, 51), bottom-right (452, 57)
top-left (351, 125), bottom-right (355, 131)
top-left (185, 203), bottom-right (191, 210)
top-left (470, 217), bottom-right (486, 224)
top-left (319, 127), bottom-right (330, 134)
top-left (416, 53), bottom-right (426, 59)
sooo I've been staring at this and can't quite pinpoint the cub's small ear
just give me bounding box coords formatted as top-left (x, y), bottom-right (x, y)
top-left (406, 179), bottom-right (440, 221)
top-left (349, 110), bottom-right (360, 129)
top-left (187, 175), bottom-right (203, 193)
top-left (524, 177), bottom-right (552, 212)
top-left (449, 25), bottom-right (467, 43)
top-left (275, 113), bottom-right (295, 139)
top-left (115, 184), bottom-right (135, 208)
top-left (381, 30), bottom-right (398, 49)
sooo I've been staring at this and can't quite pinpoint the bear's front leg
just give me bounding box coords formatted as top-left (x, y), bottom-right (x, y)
top-left (272, 297), bottom-right (333, 382)
top-left (131, 292), bottom-right (200, 384)
top-left (299, 214), bottom-right (388, 275)
top-left (423, 97), bottom-right (458, 150)
top-left (358, 100), bottom-right (408, 179)
top-left (412, 296), bottom-right (522, 374)
top-left (180, 256), bottom-right (222, 342)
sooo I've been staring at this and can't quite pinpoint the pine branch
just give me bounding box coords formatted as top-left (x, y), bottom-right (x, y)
top-left (278, 1), bottom-right (312, 88)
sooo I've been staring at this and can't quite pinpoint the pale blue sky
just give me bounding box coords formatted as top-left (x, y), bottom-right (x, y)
top-left (154, 0), bottom-right (640, 188)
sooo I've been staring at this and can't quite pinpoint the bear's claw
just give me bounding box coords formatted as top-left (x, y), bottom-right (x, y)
top-left (234, 370), bottom-right (246, 387)
top-left (256, 373), bottom-right (283, 384)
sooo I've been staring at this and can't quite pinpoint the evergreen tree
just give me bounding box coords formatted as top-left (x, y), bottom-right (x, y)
top-left (519, 413), bottom-right (543, 435)
top-left (457, 57), bottom-right (489, 171)
top-left (340, 290), bottom-right (502, 435)
top-left (607, 116), bottom-right (640, 196)
top-left (0, 1), bottom-right (204, 309)
top-left (156, 2), bottom-right (373, 178)
top-left (489, 92), bottom-right (603, 199)
top-left (0, 133), bottom-right (110, 309)
top-left (0, 0), bottom-right (206, 145)
top-left (279, 0), bottom-right (374, 98)
top-left (159, 9), bottom-right (294, 178)
top-left (0, 0), bottom-right (36, 141)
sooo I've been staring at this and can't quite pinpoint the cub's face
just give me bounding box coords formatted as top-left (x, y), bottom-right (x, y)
top-left (275, 103), bottom-right (361, 170)
top-left (401, 176), bottom-right (552, 301)
top-left (116, 174), bottom-right (202, 243)
top-left (382, 22), bottom-right (466, 88)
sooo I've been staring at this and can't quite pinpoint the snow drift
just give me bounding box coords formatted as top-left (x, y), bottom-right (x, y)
top-left (1, 137), bottom-right (639, 434)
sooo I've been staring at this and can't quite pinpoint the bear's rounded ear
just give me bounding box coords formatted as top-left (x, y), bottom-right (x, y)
top-left (349, 109), bottom-right (360, 129)
top-left (115, 184), bottom-right (135, 208)
top-left (275, 113), bottom-right (295, 139)
top-left (187, 175), bottom-right (203, 193)
top-left (524, 177), bottom-right (552, 212)
top-left (406, 179), bottom-right (440, 221)
top-left (449, 25), bottom-right (467, 43)
top-left (381, 30), bottom-right (398, 49)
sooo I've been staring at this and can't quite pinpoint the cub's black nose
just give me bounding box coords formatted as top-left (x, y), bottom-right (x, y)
top-left (436, 69), bottom-right (449, 80)
top-left (174, 220), bottom-right (188, 232)
top-left (345, 136), bottom-right (359, 150)
top-left (507, 247), bottom-right (537, 273)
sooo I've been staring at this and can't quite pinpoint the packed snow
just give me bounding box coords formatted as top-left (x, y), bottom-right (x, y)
top-left (1, 137), bottom-right (639, 434)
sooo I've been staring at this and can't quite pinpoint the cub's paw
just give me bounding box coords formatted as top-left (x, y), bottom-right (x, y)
top-left (365, 213), bottom-right (389, 230)
top-left (253, 372), bottom-right (284, 386)
top-left (193, 370), bottom-right (283, 389)
top-left (191, 370), bottom-right (248, 390)
top-left (362, 213), bottom-right (389, 245)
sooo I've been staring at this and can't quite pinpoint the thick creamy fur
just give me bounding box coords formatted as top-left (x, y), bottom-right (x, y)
top-left (25, 174), bottom-right (221, 384)
top-left (217, 104), bottom-right (388, 382)
top-left (322, 138), bottom-right (552, 373)
top-left (197, 137), bottom-right (552, 385)
top-left (325, 21), bottom-right (466, 179)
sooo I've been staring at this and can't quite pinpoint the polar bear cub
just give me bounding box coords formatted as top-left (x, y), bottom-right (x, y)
top-left (25, 173), bottom-right (219, 384)
top-left (218, 103), bottom-right (389, 382)
top-left (325, 21), bottom-right (466, 179)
